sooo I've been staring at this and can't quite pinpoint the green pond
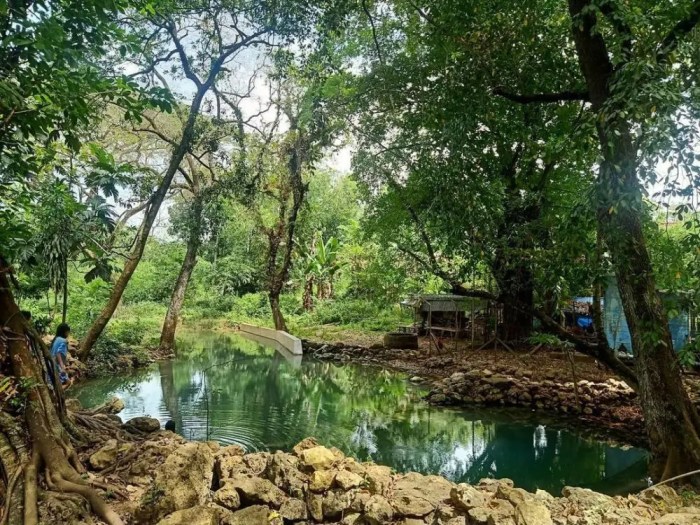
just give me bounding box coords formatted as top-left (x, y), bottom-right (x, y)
top-left (75, 331), bottom-right (649, 495)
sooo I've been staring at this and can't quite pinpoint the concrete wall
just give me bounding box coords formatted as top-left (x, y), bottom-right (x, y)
top-left (238, 323), bottom-right (303, 355)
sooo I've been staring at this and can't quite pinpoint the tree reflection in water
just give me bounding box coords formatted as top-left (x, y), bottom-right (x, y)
top-left (74, 331), bottom-right (649, 494)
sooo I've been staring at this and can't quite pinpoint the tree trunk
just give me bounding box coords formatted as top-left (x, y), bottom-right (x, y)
top-left (159, 227), bottom-right (201, 353)
top-left (0, 260), bottom-right (123, 525)
top-left (269, 292), bottom-right (287, 332)
top-left (61, 270), bottom-right (68, 324)
top-left (303, 276), bottom-right (314, 311)
top-left (493, 263), bottom-right (534, 342)
top-left (568, 0), bottom-right (700, 479)
top-left (77, 84), bottom-right (210, 361)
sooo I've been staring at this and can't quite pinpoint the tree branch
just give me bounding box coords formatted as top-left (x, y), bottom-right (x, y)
top-left (493, 87), bottom-right (590, 104)
top-left (656, 0), bottom-right (700, 63)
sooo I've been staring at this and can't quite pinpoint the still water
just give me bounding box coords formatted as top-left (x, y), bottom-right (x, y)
top-left (75, 331), bottom-right (649, 495)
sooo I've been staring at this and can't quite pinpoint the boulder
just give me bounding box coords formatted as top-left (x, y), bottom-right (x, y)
top-left (244, 452), bottom-right (271, 476)
top-left (638, 486), bottom-right (683, 509)
top-left (279, 498), bottom-right (307, 521)
top-left (341, 513), bottom-right (363, 524)
top-left (155, 506), bottom-right (222, 525)
top-left (89, 439), bottom-right (131, 470)
top-left (299, 446), bottom-right (336, 471)
top-left (213, 484), bottom-right (241, 511)
top-left (125, 416), bottom-right (161, 433)
top-left (307, 493), bottom-right (324, 522)
top-left (309, 470), bottom-right (336, 492)
top-left (335, 469), bottom-right (364, 490)
top-left (391, 472), bottom-right (452, 517)
top-left (137, 442), bottom-right (216, 522)
top-left (292, 437), bottom-right (320, 456)
top-left (451, 484), bottom-right (487, 511)
top-left (265, 451), bottom-right (308, 498)
top-left (652, 512), bottom-right (700, 525)
top-left (322, 490), bottom-right (354, 520)
top-left (514, 500), bottom-right (553, 525)
top-left (365, 464), bottom-right (393, 495)
top-left (221, 505), bottom-right (282, 525)
top-left (365, 494), bottom-right (394, 524)
top-left (215, 446), bottom-right (247, 480)
top-left (223, 474), bottom-right (286, 508)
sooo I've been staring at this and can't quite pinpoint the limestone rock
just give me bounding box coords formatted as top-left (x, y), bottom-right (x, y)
top-left (155, 506), bottom-right (221, 525)
top-left (279, 498), bottom-right (307, 521)
top-left (224, 473), bottom-right (286, 508)
top-left (652, 512), bottom-right (700, 525)
top-left (221, 505), bottom-right (282, 525)
top-left (451, 483), bottom-right (487, 511)
top-left (638, 486), bottom-right (683, 509)
top-left (265, 451), bottom-right (308, 498)
top-left (322, 490), bottom-right (353, 520)
top-left (335, 469), bottom-right (364, 490)
top-left (137, 442), bottom-right (215, 522)
top-left (309, 470), bottom-right (336, 492)
top-left (125, 416), bottom-right (161, 433)
top-left (496, 486), bottom-right (532, 507)
top-left (292, 437), bottom-right (320, 456)
top-left (514, 500), bottom-right (553, 525)
top-left (307, 493), bottom-right (324, 522)
top-left (342, 513), bottom-right (363, 524)
top-left (89, 439), bottom-right (130, 470)
top-left (299, 446), bottom-right (336, 471)
top-left (215, 446), bottom-right (248, 480)
top-left (244, 452), bottom-right (271, 476)
top-left (365, 494), bottom-right (394, 524)
top-left (391, 472), bottom-right (452, 517)
top-left (213, 484), bottom-right (241, 511)
top-left (365, 464), bottom-right (393, 495)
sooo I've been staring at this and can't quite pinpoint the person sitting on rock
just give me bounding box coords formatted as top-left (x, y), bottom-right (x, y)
top-left (164, 420), bottom-right (176, 432)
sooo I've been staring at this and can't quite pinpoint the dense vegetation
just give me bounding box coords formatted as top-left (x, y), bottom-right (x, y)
top-left (2, 0), bottom-right (700, 523)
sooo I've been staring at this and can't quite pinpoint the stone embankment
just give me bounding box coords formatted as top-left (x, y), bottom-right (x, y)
top-left (91, 428), bottom-right (697, 525)
top-left (303, 341), bottom-right (646, 446)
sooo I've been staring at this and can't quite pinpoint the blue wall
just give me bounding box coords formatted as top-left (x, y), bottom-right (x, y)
top-left (603, 279), bottom-right (690, 354)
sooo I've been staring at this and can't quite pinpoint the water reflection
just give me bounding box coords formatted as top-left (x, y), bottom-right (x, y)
top-left (74, 331), bottom-right (649, 494)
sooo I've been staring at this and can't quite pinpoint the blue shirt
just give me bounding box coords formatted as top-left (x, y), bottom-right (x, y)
top-left (51, 336), bottom-right (68, 365)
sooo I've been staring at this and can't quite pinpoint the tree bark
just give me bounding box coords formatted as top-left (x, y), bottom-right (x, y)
top-left (159, 212), bottom-right (201, 353)
top-left (77, 79), bottom-right (212, 361)
top-left (0, 261), bottom-right (123, 525)
top-left (303, 276), bottom-right (314, 311)
top-left (568, 0), bottom-right (700, 479)
top-left (269, 292), bottom-right (287, 332)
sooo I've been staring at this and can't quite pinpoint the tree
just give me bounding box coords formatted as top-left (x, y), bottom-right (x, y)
top-left (77, 1), bottom-right (277, 359)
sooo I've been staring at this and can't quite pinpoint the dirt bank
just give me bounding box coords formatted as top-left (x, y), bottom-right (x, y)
top-left (302, 339), bottom-right (659, 447)
top-left (62, 400), bottom-right (699, 525)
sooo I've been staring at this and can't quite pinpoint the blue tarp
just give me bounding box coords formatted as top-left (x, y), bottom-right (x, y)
top-left (603, 278), bottom-right (690, 354)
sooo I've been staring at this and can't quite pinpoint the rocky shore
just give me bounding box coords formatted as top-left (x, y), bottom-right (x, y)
top-left (80, 419), bottom-right (697, 525)
top-left (302, 340), bottom-right (647, 447)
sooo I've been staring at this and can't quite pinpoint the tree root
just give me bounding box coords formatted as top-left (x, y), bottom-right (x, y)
top-left (51, 474), bottom-right (124, 525)
top-left (1, 464), bottom-right (23, 525)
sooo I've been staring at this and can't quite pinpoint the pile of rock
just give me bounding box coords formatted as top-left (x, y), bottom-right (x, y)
top-left (122, 436), bottom-right (697, 525)
top-left (427, 369), bottom-right (636, 416)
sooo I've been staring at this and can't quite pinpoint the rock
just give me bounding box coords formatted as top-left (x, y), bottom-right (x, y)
top-left (292, 437), bottom-right (320, 456)
top-left (125, 416), bottom-right (161, 433)
top-left (137, 442), bottom-right (216, 522)
top-left (365, 464), bottom-right (393, 495)
top-left (265, 451), bottom-right (308, 498)
top-left (221, 505), bottom-right (282, 525)
top-left (213, 484), bottom-right (241, 511)
top-left (309, 470), bottom-right (336, 492)
top-left (323, 490), bottom-right (354, 519)
top-left (483, 375), bottom-right (513, 388)
top-left (155, 506), bottom-right (221, 525)
top-left (410, 376), bottom-right (422, 382)
top-left (365, 494), bottom-right (394, 524)
top-left (299, 446), bottom-right (336, 471)
top-left (652, 512), bottom-right (700, 524)
top-left (391, 472), bottom-right (452, 517)
top-left (214, 445), bottom-right (247, 480)
top-left (89, 439), bottom-right (127, 470)
top-left (478, 478), bottom-right (514, 494)
top-left (638, 486), bottom-right (682, 508)
top-left (65, 398), bottom-right (82, 412)
top-left (335, 469), bottom-right (364, 490)
top-left (244, 452), bottom-right (271, 476)
top-left (446, 518), bottom-right (467, 525)
top-left (224, 474), bottom-right (286, 508)
top-left (451, 483), bottom-right (487, 510)
top-left (561, 486), bottom-right (613, 508)
top-left (514, 500), bottom-right (553, 525)
top-left (496, 486), bottom-right (532, 507)
top-left (468, 506), bottom-right (491, 524)
top-left (307, 493), bottom-right (324, 521)
top-left (342, 513), bottom-right (363, 524)
top-left (279, 498), bottom-right (307, 521)
top-left (431, 393), bottom-right (447, 403)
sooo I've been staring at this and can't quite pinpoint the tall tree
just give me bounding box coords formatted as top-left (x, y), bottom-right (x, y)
top-left (77, 2), bottom-right (276, 359)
